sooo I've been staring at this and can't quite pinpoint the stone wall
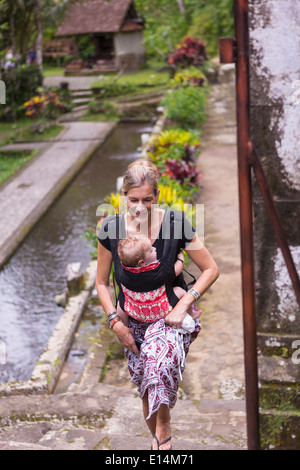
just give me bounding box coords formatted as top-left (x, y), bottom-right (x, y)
top-left (114, 31), bottom-right (145, 71)
top-left (249, 0), bottom-right (300, 449)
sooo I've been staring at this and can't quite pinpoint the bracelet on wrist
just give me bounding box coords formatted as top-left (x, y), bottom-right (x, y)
top-left (106, 309), bottom-right (117, 317)
top-left (107, 312), bottom-right (117, 321)
top-left (109, 316), bottom-right (123, 329)
top-left (177, 257), bottom-right (184, 263)
top-left (188, 288), bottom-right (201, 302)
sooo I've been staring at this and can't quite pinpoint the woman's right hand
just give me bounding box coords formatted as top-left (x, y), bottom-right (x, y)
top-left (112, 321), bottom-right (140, 356)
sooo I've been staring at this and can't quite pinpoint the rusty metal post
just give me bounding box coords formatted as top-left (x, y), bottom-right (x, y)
top-left (234, 0), bottom-right (260, 450)
top-left (220, 0), bottom-right (300, 451)
top-left (220, 0), bottom-right (260, 450)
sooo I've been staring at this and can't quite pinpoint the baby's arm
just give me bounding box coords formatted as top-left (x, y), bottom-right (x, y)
top-left (174, 251), bottom-right (185, 276)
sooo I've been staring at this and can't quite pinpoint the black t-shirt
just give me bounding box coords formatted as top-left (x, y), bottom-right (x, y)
top-left (98, 210), bottom-right (195, 309)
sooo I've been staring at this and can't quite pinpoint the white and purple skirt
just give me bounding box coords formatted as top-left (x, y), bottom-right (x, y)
top-left (125, 317), bottom-right (201, 419)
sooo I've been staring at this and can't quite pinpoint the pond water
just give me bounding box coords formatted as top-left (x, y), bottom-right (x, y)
top-left (0, 122), bottom-right (153, 383)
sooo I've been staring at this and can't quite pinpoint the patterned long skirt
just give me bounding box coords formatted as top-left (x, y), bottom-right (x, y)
top-left (125, 317), bottom-right (201, 419)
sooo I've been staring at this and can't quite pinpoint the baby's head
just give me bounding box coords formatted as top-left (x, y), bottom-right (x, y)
top-left (118, 236), bottom-right (157, 268)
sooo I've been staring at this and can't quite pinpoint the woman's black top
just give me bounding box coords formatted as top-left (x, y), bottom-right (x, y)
top-left (98, 209), bottom-right (195, 310)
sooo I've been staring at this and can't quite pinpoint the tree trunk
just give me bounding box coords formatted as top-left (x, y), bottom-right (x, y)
top-left (176, 0), bottom-right (186, 17)
top-left (9, 7), bottom-right (17, 55)
top-left (35, 0), bottom-right (43, 73)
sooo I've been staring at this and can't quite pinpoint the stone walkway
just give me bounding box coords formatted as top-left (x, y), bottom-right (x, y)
top-left (0, 71), bottom-right (248, 451)
top-left (43, 75), bottom-right (100, 90)
top-left (183, 77), bottom-right (245, 402)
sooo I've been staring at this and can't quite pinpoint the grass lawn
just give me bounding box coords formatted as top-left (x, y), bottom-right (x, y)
top-left (0, 149), bottom-right (38, 186)
top-left (0, 120), bottom-right (64, 145)
top-left (0, 118), bottom-right (35, 146)
top-left (92, 68), bottom-right (170, 88)
top-left (79, 111), bottom-right (117, 122)
top-left (42, 65), bottom-right (65, 77)
top-left (17, 124), bottom-right (64, 141)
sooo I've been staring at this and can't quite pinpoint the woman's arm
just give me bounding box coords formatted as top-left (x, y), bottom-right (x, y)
top-left (165, 234), bottom-right (219, 328)
top-left (96, 241), bottom-right (140, 355)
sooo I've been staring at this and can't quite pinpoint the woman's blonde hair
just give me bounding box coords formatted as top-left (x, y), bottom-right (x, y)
top-left (118, 236), bottom-right (151, 267)
top-left (122, 160), bottom-right (158, 196)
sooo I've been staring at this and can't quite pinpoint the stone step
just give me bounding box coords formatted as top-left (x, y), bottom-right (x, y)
top-left (0, 380), bottom-right (247, 450)
top-left (72, 97), bottom-right (92, 105)
top-left (71, 89), bottom-right (93, 96)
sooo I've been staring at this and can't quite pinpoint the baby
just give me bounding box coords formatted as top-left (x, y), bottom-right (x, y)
top-left (116, 236), bottom-right (196, 329)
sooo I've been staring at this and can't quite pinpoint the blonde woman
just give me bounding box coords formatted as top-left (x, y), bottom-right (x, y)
top-left (96, 160), bottom-right (219, 450)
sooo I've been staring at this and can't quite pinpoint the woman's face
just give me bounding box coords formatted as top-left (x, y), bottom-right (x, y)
top-left (124, 184), bottom-right (158, 223)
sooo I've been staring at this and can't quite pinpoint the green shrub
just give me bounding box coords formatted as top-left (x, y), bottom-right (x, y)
top-left (162, 86), bottom-right (207, 129)
top-left (1, 64), bottom-right (43, 121)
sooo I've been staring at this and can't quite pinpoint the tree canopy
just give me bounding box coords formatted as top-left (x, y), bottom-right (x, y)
top-left (0, 0), bottom-right (71, 61)
top-left (0, 0), bottom-right (234, 67)
top-left (135, 0), bottom-right (234, 59)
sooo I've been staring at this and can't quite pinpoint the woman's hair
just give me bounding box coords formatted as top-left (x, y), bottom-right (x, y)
top-left (118, 236), bottom-right (151, 267)
top-left (122, 160), bottom-right (158, 196)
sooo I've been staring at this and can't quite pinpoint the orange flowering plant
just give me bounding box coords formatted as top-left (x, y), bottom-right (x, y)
top-left (24, 86), bottom-right (71, 120)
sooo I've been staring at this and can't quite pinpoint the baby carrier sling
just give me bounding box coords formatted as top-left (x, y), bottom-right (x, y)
top-left (103, 209), bottom-right (196, 313)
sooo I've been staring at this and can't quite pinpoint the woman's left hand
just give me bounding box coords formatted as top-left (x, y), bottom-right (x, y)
top-left (165, 309), bottom-right (187, 329)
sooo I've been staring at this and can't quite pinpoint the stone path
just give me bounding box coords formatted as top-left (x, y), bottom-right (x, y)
top-left (43, 75), bottom-right (99, 90)
top-left (0, 71), bottom-right (248, 451)
top-left (182, 77), bottom-right (245, 402)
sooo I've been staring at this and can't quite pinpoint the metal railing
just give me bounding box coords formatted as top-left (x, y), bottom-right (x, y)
top-left (219, 0), bottom-right (300, 450)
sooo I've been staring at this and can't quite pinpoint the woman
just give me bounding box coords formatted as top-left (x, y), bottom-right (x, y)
top-left (96, 160), bottom-right (219, 450)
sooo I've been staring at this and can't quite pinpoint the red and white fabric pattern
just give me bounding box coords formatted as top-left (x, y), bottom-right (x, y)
top-left (125, 318), bottom-right (201, 419)
top-left (122, 284), bottom-right (172, 323)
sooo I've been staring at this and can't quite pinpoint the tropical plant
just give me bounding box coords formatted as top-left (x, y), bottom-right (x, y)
top-left (158, 174), bottom-right (200, 203)
top-left (104, 191), bottom-right (122, 213)
top-left (146, 128), bottom-right (200, 168)
top-left (165, 158), bottom-right (200, 186)
top-left (172, 67), bottom-right (206, 88)
top-left (168, 37), bottom-right (208, 69)
top-left (158, 183), bottom-right (185, 209)
top-left (24, 87), bottom-right (71, 120)
top-left (162, 86), bottom-right (207, 129)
